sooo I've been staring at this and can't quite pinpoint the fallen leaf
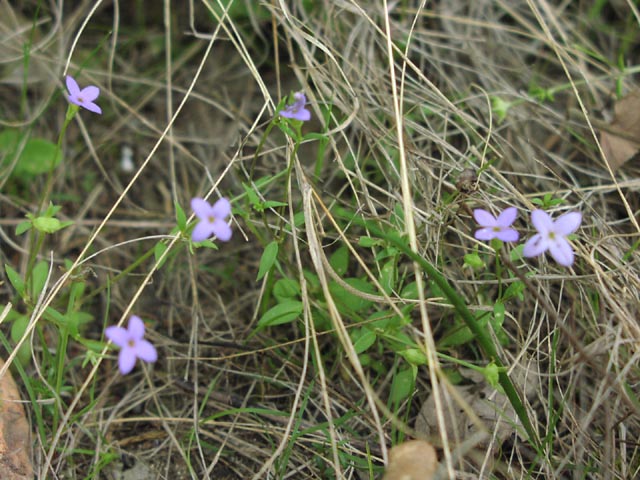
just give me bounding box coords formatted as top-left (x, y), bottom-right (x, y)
top-left (599, 91), bottom-right (640, 171)
top-left (0, 358), bottom-right (33, 480)
top-left (382, 440), bottom-right (437, 480)
top-left (414, 368), bottom-right (538, 452)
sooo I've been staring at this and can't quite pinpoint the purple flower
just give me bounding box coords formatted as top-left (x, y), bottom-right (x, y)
top-left (473, 207), bottom-right (519, 242)
top-left (65, 75), bottom-right (102, 114)
top-left (191, 197), bottom-right (232, 242)
top-left (279, 92), bottom-right (311, 121)
top-left (105, 315), bottom-right (157, 375)
top-left (523, 210), bottom-right (582, 267)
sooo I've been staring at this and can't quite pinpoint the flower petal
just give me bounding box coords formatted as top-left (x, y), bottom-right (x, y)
top-left (496, 207), bottom-right (517, 227)
top-left (128, 315), bottom-right (146, 340)
top-left (294, 108), bottom-right (311, 121)
top-left (522, 233), bottom-right (548, 258)
top-left (135, 340), bottom-right (158, 363)
top-left (496, 227), bottom-right (519, 242)
top-left (211, 197), bottom-right (231, 220)
top-left (105, 326), bottom-right (129, 347)
top-left (279, 108), bottom-right (296, 119)
top-left (66, 75), bottom-right (80, 96)
top-left (212, 219), bottom-right (232, 242)
top-left (474, 227), bottom-right (497, 241)
top-left (80, 85), bottom-right (100, 102)
top-left (191, 198), bottom-right (214, 220)
top-left (548, 237), bottom-right (575, 266)
top-left (83, 101), bottom-right (102, 114)
top-left (293, 92), bottom-right (306, 106)
top-left (530, 210), bottom-right (553, 235)
top-left (554, 211), bottom-right (582, 236)
top-left (473, 209), bottom-right (497, 227)
top-left (192, 219), bottom-right (215, 242)
top-left (118, 348), bottom-right (137, 375)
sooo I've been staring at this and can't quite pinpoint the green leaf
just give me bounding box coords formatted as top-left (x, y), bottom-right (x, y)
top-left (398, 348), bottom-right (428, 366)
top-left (483, 362), bottom-right (501, 389)
top-left (5, 264), bottom-right (25, 297)
top-left (257, 241), bottom-right (278, 281)
top-left (10, 314), bottom-right (32, 365)
top-left (380, 259), bottom-right (397, 294)
top-left (389, 367), bottom-right (416, 405)
top-left (30, 261), bottom-right (49, 299)
top-left (301, 132), bottom-right (327, 141)
top-left (242, 182), bottom-right (261, 209)
top-left (154, 241), bottom-right (169, 269)
top-left (15, 221), bottom-right (31, 236)
top-left (175, 201), bottom-right (187, 231)
top-left (33, 216), bottom-right (73, 234)
top-left (503, 278), bottom-right (525, 301)
top-left (258, 301), bottom-right (304, 327)
top-left (329, 277), bottom-right (375, 313)
top-left (329, 245), bottom-right (349, 276)
top-left (15, 138), bottom-right (62, 178)
top-left (273, 278), bottom-right (301, 302)
top-left (352, 328), bottom-right (376, 354)
top-left (464, 253), bottom-right (485, 270)
top-left (0, 129), bottom-right (19, 153)
top-left (262, 200), bottom-right (287, 209)
top-left (491, 96), bottom-right (512, 123)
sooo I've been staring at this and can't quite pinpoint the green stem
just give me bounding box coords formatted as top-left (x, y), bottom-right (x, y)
top-left (335, 208), bottom-right (541, 450)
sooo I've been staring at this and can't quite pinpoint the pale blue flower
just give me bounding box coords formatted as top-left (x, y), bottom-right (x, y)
top-left (191, 197), bottom-right (232, 242)
top-left (279, 92), bottom-right (311, 121)
top-left (105, 315), bottom-right (157, 375)
top-left (523, 210), bottom-right (581, 267)
top-left (65, 75), bottom-right (102, 114)
top-left (473, 207), bottom-right (519, 242)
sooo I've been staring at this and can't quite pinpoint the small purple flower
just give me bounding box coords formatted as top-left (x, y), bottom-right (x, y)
top-left (105, 315), bottom-right (157, 375)
top-left (191, 197), bottom-right (232, 242)
top-left (523, 210), bottom-right (582, 267)
top-left (65, 75), bottom-right (102, 114)
top-left (473, 207), bottom-right (519, 242)
top-left (279, 92), bottom-right (311, 121)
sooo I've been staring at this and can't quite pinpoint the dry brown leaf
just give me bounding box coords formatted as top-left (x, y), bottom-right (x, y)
top-left (599, 91), bottom-right (640, 171)
top-left (0, 358), bottom-right (33, 480)
top-left (382, 440), bottom-right (437, 480)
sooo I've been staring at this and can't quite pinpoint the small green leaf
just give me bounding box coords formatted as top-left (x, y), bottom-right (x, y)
top-left (10, 314), bottom-right (32, 365)
top-left (262, 200), bottom-right (287, 209)
top-left (329, 245), bottom-right (349, 276)
top-left (389, 367), bottom-right (416, 405)
top-left (175, 201), bottom-right (187, 231)
top-left (15, 221), bottom-right (31, 236)
top-left (30, 261), bottom-right (49, 299)
top-left (464, 253), bottom-right (485, 270)
top-left (352, 328), bottom-right (376, 354)
top-left (5, 264), bottom-right (25, 297)
top-left (242, 182), bottom-right (261, 209)
top-left (33, 216), bottom-right (73, 234)
top-left (492, 302), bottom-right (505, 329)
top-left (273, 278), bottom-right (301, 302)
top-left (400, 281), bottom-right (419, 300)
top-left (257, 241), bottom-right (279, 281)
top-left (258, 301), bottom-right (304, 327)
top-left (154, 241), bottom-right (169, 269)
top-left (329, 277), bottom-right (375, 313)
top-left (14, 137), bottom-right (63, 178)
top-left (510, 244), bottom-right (524, 263)
top-left (301, 132), bottom-right (327, 141)
top-left (380, 259), bottom-right (397, 294)
top-left (483, 362), bottom-right (500, 389)
top-left (398, 348), bottom-right (428, 366)
top-left (491, 96), bottom-right (512, 123)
